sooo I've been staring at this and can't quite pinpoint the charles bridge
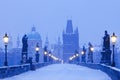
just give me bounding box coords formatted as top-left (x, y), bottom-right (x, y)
top-left (0, 30), bottom-right (120, 80)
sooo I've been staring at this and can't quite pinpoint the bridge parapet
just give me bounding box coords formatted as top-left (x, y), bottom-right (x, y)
top-left (0, 64), bottom-right (30, 78)
top-left (0, 62), bottom-right (51, 79)
top-left (78, 63), bottom-right (120, 80)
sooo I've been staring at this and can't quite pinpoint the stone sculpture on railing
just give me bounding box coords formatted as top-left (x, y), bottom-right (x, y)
top-left (21, 34), bottom-right (28, 64)
top-left (101, 30), bottom-right (111, 65)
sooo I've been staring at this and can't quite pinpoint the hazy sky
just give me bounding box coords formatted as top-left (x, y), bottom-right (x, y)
top-left (0, 0), bottom-right (120, 47)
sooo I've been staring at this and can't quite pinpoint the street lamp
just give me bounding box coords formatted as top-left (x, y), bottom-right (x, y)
top-left (3, 33), bottom-right (9, 66)
top-left (35, 44), bottom-right (39, 52)
top-left (44, 46), bottom-right (48, 62)
top-left (73, 55), bottom-right (76, 58)
top-left (76, 53), bottom-right (79, 57)
top-left (35, 43), bottom-right (40, 63)
top-left (90, 46), bottom-right (94, 63)
top-left (69, 57), bottom-right (73, 61)
top-left (81, 51), bottom-right (84, 55)
top-left (44, 51), bottom-right (47, 55)
top-left (111, 32), bottom-right (117, 67)
top-left (81, 51), bottom-right (85, 62)
top-left (75, 52), bottom-right (79, 64)
top-left (90, 47), bottom-right (94, 52)
top-left (48, 53), bottom-right (52, 57)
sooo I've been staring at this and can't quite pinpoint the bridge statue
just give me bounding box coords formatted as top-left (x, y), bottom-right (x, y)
top-left (21, 34), bottom-right (28, 64)
top-left (103, 30), bottom-right (110, 51)
top-left (101, 30), bottom-right (111, 65)
top-left (87, 42), bottom-right (93, 63)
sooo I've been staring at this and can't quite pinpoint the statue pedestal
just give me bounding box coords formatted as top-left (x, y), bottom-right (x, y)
top-left (100, 50), bottom-right (111, 65)
top-left (81, 55), bottom-right (86, 63)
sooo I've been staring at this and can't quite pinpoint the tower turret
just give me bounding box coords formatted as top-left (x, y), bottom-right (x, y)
top-left (66, 20), bottom-right (73, 33)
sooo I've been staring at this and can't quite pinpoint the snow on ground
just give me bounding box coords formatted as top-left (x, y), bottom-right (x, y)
top-left (3, 64), bottom-right (111, 80)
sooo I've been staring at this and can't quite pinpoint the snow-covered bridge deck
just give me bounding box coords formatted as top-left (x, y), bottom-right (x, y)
top-left (3, 64), bottom-right (111, 80)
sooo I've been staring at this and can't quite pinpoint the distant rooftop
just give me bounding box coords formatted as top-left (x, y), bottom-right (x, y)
top-left (27, 26), bottom-right (41, 40)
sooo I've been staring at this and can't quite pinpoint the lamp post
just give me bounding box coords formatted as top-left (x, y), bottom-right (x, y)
top-left (75, 53), bottom-right (79, 63)
top-left (81, 51), bottom-right (84, 55)
top-left (90, 47), bottom-right (94, 52)
top-left (81, 51), bottom-right (85, 63)
top-left (111, 32), bottom-right (117, 67)
top-left (81, 46), bottom-right (86, 63)
top-left (48, 52), bottom-right (52, 63)
top-left (35, 43), bottom-right (40, 63)
top-left (90, 46), bottom-right (94, 63)
top-left (44, 46), bottom-right (48, 62)
top-left (3, 33), bottom-right (9, 66)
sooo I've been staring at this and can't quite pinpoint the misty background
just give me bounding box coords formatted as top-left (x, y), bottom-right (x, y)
top-left (0, 0), bottom-right (120, 48)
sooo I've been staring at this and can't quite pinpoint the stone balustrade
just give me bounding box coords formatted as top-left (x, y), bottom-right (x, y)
top-left (78, 63), bottom-right (120, 80)
top-left (0, 62), bottom-right (50, 79)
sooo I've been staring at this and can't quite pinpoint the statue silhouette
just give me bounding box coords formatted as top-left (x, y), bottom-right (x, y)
top-left (103, 30), bottom-right (110, 51)
top-left (101, 30), bottom-right (111, 65)
top-left (21, 34), bottom-right (28, 63)
top-left (22, 34), bottom-right (28, 51)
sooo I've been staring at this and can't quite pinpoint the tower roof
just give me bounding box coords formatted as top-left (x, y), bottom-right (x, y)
top-left (66, 20), bottom-right (73, 33)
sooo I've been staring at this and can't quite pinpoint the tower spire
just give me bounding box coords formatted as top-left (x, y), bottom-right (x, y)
top-left (45, 36), bottom-right (49, 47)
top-left (32, 25), bottom-right (36, 32)
top-left (17, 35), bottom-right (20, 48)
top-left (66, 20), bottom-right (73, 33)
top-left (58, 36), bottom-right (61, 45)
top-left (75, 27), bottom-right (79, 33)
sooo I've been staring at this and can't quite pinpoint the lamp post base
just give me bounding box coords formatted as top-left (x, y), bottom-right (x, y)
top-left (111, 62), bottom-right (115, 67)
top-left (4, 61), bottom-right (8, 66)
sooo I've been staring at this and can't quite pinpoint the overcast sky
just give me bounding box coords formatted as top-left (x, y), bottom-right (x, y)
top-left (0, 0), bottom-right (120, 48)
